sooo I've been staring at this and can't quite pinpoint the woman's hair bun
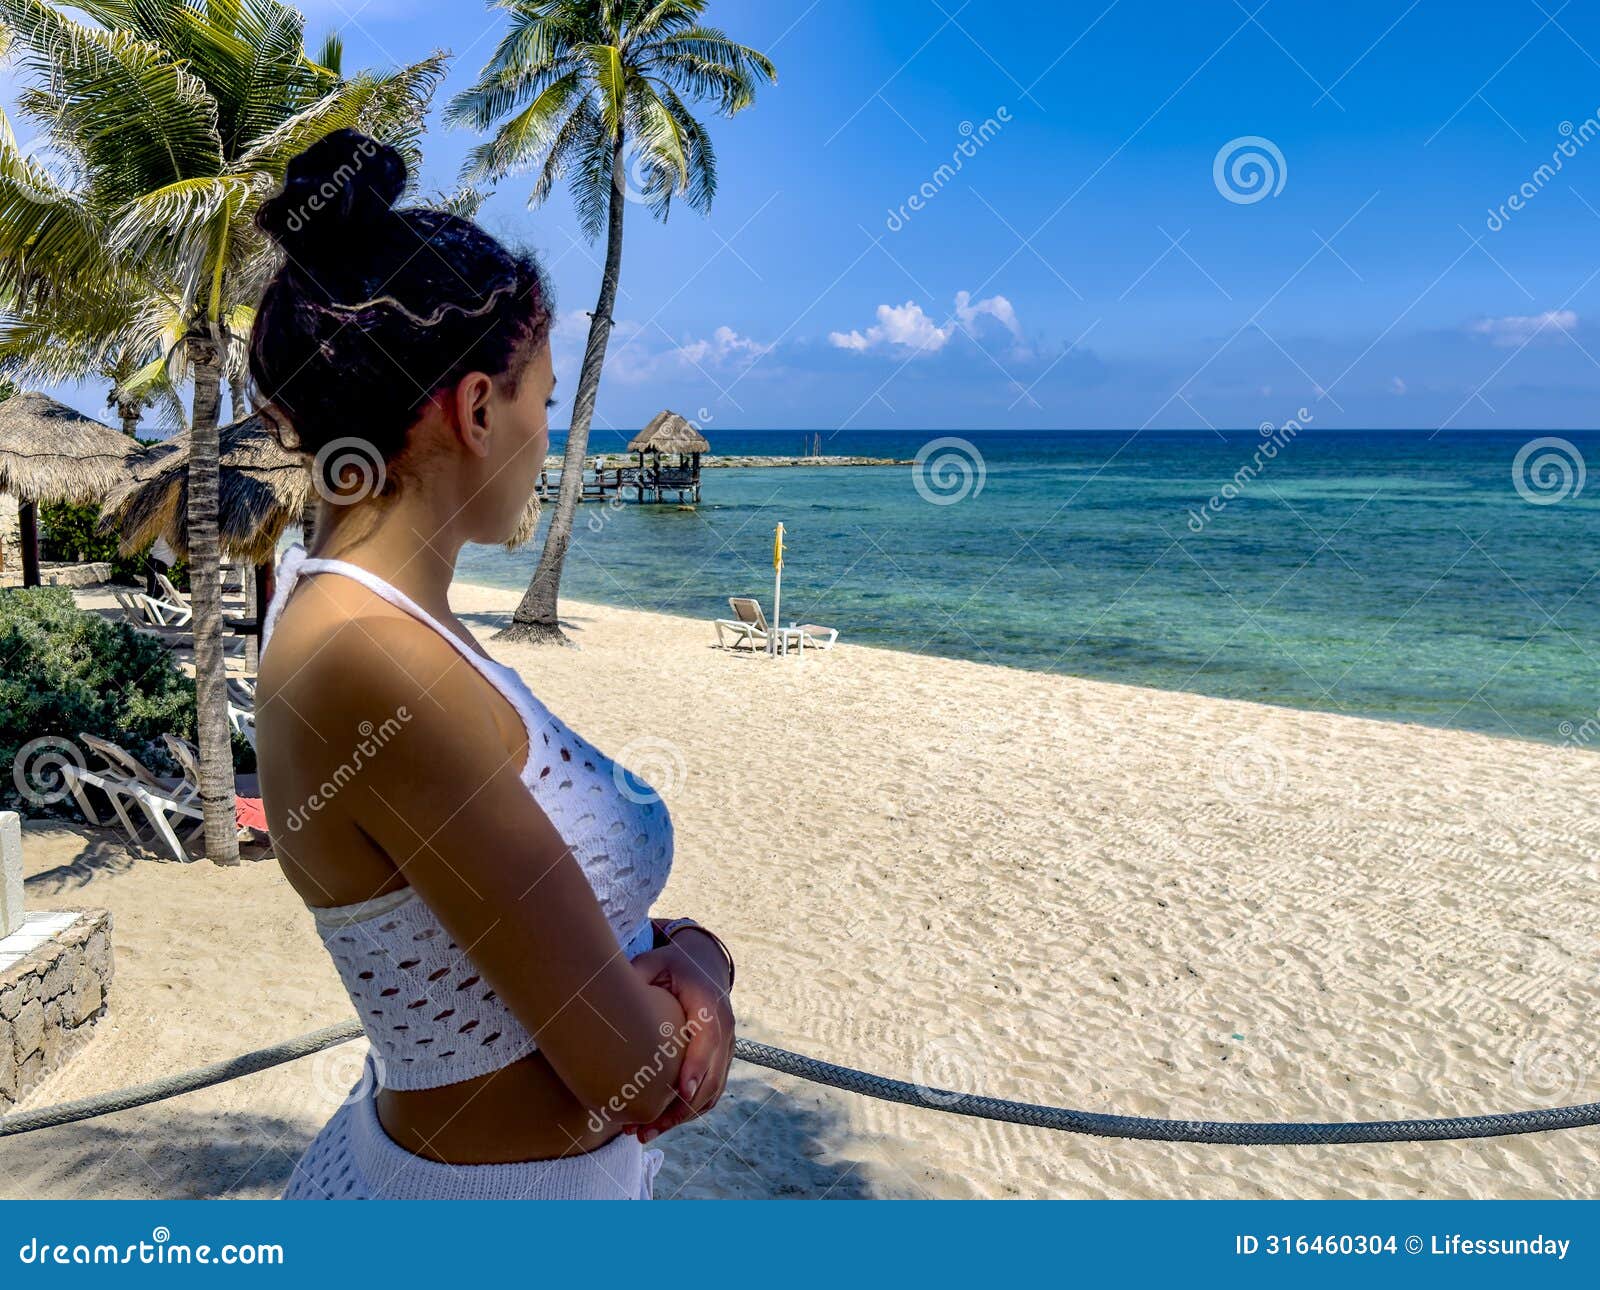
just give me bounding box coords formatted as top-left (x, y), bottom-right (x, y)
top-left (257, 128), bottom-right (406, 258)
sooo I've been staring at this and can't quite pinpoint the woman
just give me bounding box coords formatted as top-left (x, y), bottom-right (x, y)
top-left (252, 131), bottom-right (735, 1200)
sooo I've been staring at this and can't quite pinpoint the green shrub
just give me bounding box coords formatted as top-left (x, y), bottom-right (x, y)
top-left (39, 500), bottom-right (148, 586)
top-left (0, 588), bottom-right (251, 815)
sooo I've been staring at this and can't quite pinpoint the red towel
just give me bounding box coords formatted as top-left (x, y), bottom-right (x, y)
top-left (235, 796), bottom-right (268, 834)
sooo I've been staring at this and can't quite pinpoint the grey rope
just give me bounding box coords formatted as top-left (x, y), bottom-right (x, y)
top-left (2, 1021), bottom-right (1597, 1145)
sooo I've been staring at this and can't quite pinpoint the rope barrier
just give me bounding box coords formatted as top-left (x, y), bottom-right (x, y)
top-left (3, 1020), bottom-right (1597, 1146)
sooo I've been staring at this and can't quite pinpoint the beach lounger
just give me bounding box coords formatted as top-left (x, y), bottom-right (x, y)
top-left (228, 701), bottom-right (257, 747)
top-left (113, 588), bottom-right (249, 659)
top-left (134, 589), bottom-right (192, 628)
top-left (715, 597), bottom-right (838, 654)
top-left (162, 735), bottom-right (266, 842)
top-left (77, 733), bottom-right (204, 861)
top-left (714, 597), bottom-right (772, 651)
top-left (55, 743), bottom-right (148, 843)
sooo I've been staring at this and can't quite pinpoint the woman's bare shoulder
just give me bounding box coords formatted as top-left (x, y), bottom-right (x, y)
top-left (256, 577), bottom-right (506, 768)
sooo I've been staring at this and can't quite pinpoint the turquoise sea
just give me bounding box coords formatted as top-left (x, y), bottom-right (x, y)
top-left (457, 429), bottom-right (1600, 744)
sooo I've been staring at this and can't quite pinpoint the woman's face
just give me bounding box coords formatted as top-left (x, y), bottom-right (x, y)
top-left (472, 341), bottom-right (554, 543)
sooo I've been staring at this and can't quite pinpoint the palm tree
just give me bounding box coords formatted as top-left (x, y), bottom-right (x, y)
top-left (0, 0), bottom-right (443, 862)
top-left (446, 0), bottom-right (775, 643)
top-left (0, 268), bottom-right (199, 436)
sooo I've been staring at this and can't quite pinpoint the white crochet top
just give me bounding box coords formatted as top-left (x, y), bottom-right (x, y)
top-left (262, 546), bottom-right (673, 1091)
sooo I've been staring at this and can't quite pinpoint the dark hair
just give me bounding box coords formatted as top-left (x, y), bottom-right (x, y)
top-left (250, 129), bottom-right (553, 484)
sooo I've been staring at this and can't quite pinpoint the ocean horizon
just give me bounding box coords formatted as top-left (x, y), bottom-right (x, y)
top-left (458, 428), bottom-right (1600, 744)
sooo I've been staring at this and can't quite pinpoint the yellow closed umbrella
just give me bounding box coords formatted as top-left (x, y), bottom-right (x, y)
top-left (769, 522), bottom-right (785, 655)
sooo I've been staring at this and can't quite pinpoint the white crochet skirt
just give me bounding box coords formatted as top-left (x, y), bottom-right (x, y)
top-left (283, 1060), bottom-right (663, 1200)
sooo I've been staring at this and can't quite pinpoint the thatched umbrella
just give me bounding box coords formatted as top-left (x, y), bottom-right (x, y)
top-left (105, 414), bottom-right (309, 655)
top-left (625, 410), bottom-right (709, 503)
top-left (0, 392), bottom-right (148, 587)
top-left (108, 413), bottom-right (309, 566)
top-left (627, 409), bottom-right (711, 456)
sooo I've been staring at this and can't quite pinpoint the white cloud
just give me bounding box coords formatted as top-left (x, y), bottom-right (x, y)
top-left (1470, 310), bottom-right (1578, 347)
top-left (600, 323), bottom-right (772, 385)
top-left (674, 325), bottom-right (772, 366)
top-left (830, 292), bottom-right (1022, 354)
top-left (1390, 376), bottom-right (1407, 394)
top-left (954, 290), bottom-right (1022, 339)
top-left (830, 300), bottom-right (953, 353)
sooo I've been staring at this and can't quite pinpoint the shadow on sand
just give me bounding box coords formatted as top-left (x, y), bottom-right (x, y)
top-left (0, 1074), bottom-right (879, 1199)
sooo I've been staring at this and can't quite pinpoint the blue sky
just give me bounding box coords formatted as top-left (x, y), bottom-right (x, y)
top-left (15, 0), bottom-right (1600, 430)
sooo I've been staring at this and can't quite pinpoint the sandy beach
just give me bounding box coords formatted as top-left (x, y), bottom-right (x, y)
top-left (2, 579), bottom-right (1596, 1200)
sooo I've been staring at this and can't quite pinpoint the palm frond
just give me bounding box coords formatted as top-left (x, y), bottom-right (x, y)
top-left (0, 0), bottom-right (225, 203)
top-left (645, 27), bottom-right (776, 113)
top-left (460, 67), bottom-right (587, 182)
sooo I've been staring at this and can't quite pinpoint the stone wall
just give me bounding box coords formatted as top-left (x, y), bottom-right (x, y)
top-left (0, 493), bottom-right (21, 582)
top-left (0, 909), bottom-right (114, 1112)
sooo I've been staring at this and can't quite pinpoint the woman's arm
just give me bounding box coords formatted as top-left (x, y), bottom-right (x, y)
top-left (302, 619), bottom-right (689, 1125)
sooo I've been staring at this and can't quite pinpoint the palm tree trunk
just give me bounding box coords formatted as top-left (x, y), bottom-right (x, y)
top-left (499, 132), bottom-right (628, 644)
top-left (118, 402), bottom-right (140, 438)
top-left (229, 372), bottom-right (248, 422)
top-left (186, 337), bottom-right (240, 865)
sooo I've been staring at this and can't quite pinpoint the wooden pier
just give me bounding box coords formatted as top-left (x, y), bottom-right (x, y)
top-left (538, 409), bottom-right (708, 506)
top-left (535, 460), bottom-right (702, 505)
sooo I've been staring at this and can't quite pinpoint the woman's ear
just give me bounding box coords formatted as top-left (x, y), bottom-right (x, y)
top-left (451, 372), bottom-right (495, 460)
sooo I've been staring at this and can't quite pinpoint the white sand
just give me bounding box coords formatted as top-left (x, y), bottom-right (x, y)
top-left (2, 581), bottom-right (1596, 1199)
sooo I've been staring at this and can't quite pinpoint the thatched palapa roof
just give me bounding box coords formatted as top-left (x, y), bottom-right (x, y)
top-left (107, 414), bottom-right (310, 564)
top-left (0, 392), bottom-right (148, 505)
top-left (627, 410), bottom-right (710, 455)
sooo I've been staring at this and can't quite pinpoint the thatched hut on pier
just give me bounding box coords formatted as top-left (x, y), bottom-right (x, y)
top-left (623, 410), bottom-right (709, 503)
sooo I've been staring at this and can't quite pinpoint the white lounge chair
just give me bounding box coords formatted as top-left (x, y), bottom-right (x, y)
top-left (714, 596), bottom-right (772, 651)
top-left (76, 733), bottom-right (203, 861)
top-left (714, 597), bottom-right (838, 654)
top-left (55, 744), bottom-right (148, 843)
top-left (227, 701), bottom-right (256, 746)
top-left (163, 735), bottom-right (264, 842)
top-left (157, 568), bottom-right (247, 608)
top-left (136, 589), bottom-right (192, 628)
top-left (113, 588), bottom-right (250, 659)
